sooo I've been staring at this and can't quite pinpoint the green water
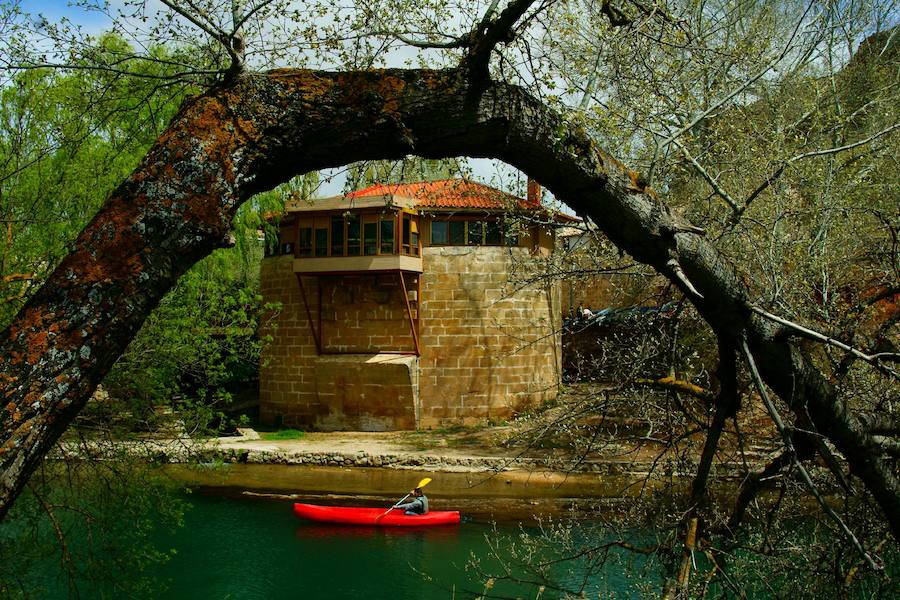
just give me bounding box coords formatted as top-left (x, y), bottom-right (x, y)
top-left (149, 494), bottom-right (649, 599)
top-left (8, 490), bottom-right (897, 598)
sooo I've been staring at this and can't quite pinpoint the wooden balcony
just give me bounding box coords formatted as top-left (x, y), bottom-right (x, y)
top-left (293, 254), bottom-right (423, 275)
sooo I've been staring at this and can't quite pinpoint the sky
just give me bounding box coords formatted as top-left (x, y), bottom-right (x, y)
top-left (16, 0), bottom-right (112, 31)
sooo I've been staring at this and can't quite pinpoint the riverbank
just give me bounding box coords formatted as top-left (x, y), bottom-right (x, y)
top-left (124, 425), bottom-right (773, 520)
top-left (163, 463), bottom-right (645, 522)
top-left (147, 423), bottom-right (770, 476)
top-left (62, 388), bottom-right (780, 517)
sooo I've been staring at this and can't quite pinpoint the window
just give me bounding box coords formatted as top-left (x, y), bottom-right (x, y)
top-left (410, 217), bottom-right (419, 256)
top-left (402, 214), bottom-right (411, 255)
top-left (298, 227), bottom-right (313, 256)
top-left (291, 211), bottom-right (424, 258)
top-left (364, 221), bottom-right (377, 255)
top-left (315, 228), bottom-right (328, 256)
top-left (432, 219), bottom-right (511, 246)
top-left (401, 214), bottom-right (420, 256)
top-left (347, 214), bottom-right (360, 256)
top-left (331, 216), bottom-right (344, 256)
top-left (485, 221), bottom-right (502, 245)
top-left (449, 221), bottom-right (465, 245)
top-left (431, 221), bottom-right (449, 245)
top-left (467, 221), bottom-right (483, 246)
top-left (380, 218), bottom-right (395, 254)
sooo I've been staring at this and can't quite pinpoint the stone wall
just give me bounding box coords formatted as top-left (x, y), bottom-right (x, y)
top-left (318, 274), bottom-right (417, 353)
top-left (260, 247), bottom-right (562, 430)
top-left (313, 354), bottom-right (418, 430)
top-left (259, 257), bottom-right (322, 426)
top-left (417, 246), bottom-right (561, 427)
top-left (259, 257), bottom-right (419, 430)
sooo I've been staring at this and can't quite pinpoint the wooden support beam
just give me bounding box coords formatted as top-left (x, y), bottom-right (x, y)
top-left (399, 270), bottom-right (421, 356)
top-left (295, 274), bottom-right (322, 354)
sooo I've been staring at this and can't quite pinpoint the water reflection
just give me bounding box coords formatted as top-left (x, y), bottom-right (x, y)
top-left (294, 523), bottom-right (461, 542)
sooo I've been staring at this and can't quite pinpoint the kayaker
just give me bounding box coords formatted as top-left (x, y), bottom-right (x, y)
top-left (396, 487), bottom-right (429, 515)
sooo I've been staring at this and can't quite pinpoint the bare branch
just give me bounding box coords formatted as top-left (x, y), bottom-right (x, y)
top-left (600, 0), bottom-right (633, 27)
top-left (374, 30), bottom-right (467, 49)
top-left (647, 0), bottom-right (816, 181)
top-left (870, 435), bottom-right (900, 458)
top-left (158, 0), bottom-right (228, 43)
top-left (857, 412), bottom-right (900, 436)
top-left (1, 273), bottom-right (33, 284)
top-left (750, 305), bottom-right (900, 377)
top-left (632, 376), bottom-right (714, 402)
top-left (726, 449), bottom-right (794, 533)
top-left (3, 61), bottom-right (221, 81)
top-left (159, 0), bottom-right (244, 77)
top-left (739, 338), bottom-right (880, 571)
top-left (231, 0), bottom-right (277, 35)
top-left (736, 123), bottom-right (900, 218)
top-left (666, 258), bottom-right (704, 299)
top-left (672, 139), bottom-right (740, 212)
top-left (29, 482), bottom-right (78, 596)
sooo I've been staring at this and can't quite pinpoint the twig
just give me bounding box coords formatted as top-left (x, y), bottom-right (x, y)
top-left (736, 123), bottom-right (900, 218)
top-left (672, 138), bottom-right (740, 212)
top-left (29, 483), bottom-right (78, 596)
top-left (632, 376), bottom-right (715, 402)
top-left (647, 0), bottom-right (815, 181)
top-left (750, 305), bottom-right (900, 377)
top-left (739, 338), bottom-right (880, 571)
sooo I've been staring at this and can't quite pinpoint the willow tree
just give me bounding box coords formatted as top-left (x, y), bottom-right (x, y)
top-left (0, 0), bottom-right (897, 592)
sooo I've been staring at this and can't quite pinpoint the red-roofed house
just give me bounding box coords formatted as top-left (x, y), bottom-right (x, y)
top-left (259, 178), bottom-right (569, 430)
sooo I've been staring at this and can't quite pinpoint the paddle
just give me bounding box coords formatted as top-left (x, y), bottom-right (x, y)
top-left (375, 477), bottom-right (432, 521)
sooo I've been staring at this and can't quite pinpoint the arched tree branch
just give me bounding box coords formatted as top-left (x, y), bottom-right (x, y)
top-left (0, 67), bottom-right (897, 549)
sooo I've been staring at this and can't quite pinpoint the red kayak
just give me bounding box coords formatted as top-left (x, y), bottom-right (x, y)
top-left (292, 503), bottom-right (460, 526)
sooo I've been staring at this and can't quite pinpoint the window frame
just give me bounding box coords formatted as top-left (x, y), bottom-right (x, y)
top-left (289, 209), bottom-right (428, 258)
top-left (429, 216), bottom-right (514, 247)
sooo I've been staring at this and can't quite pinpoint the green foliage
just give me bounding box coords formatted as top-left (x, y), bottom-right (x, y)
top-left (101, 202), bottom-right (288, 435)
top-left (0, 34), bottom-right (289, 436)
top-left (0, 460), bottom-right (188, 599)
top-left (260, 428), bottom-right (305, 441)
top-left (0, 35), bottom-right (197, 325)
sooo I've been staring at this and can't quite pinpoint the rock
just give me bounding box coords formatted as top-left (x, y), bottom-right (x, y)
top-left (236, 428), bottom-right (260, 441)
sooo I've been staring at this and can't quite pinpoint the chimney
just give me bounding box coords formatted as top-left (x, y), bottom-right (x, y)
top-left (527, 178), bottom-right (542, 205)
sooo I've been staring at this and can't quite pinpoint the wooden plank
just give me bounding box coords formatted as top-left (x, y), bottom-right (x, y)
top-left (295, 274), bottom-right (322, 354)
top-left (399, 270), bottom-right (421, 356)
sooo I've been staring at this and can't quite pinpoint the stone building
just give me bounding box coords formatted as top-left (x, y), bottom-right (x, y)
top-left (259, 178), bottom-right (571, 431)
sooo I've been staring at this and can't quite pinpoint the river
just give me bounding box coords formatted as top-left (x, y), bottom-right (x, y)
top-left (14, 490), bottom-right (653, 599)
top-left (10, 466), bottom-right (893, 598)
top-left (150, 493), bottom-right (652, 599)
top-left (1, 459), bottom-right (662, 599)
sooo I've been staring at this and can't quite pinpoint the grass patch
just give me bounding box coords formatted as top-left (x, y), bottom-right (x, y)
top-left (260, 428), bottom-right (305, 441)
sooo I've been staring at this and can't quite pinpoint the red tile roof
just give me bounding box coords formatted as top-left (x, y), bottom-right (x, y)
top-left (344, 179), bottom-right (540, 211)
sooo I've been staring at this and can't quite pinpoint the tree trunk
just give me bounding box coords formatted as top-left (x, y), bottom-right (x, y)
top-left (1, 68), bottom-right (897, 534)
